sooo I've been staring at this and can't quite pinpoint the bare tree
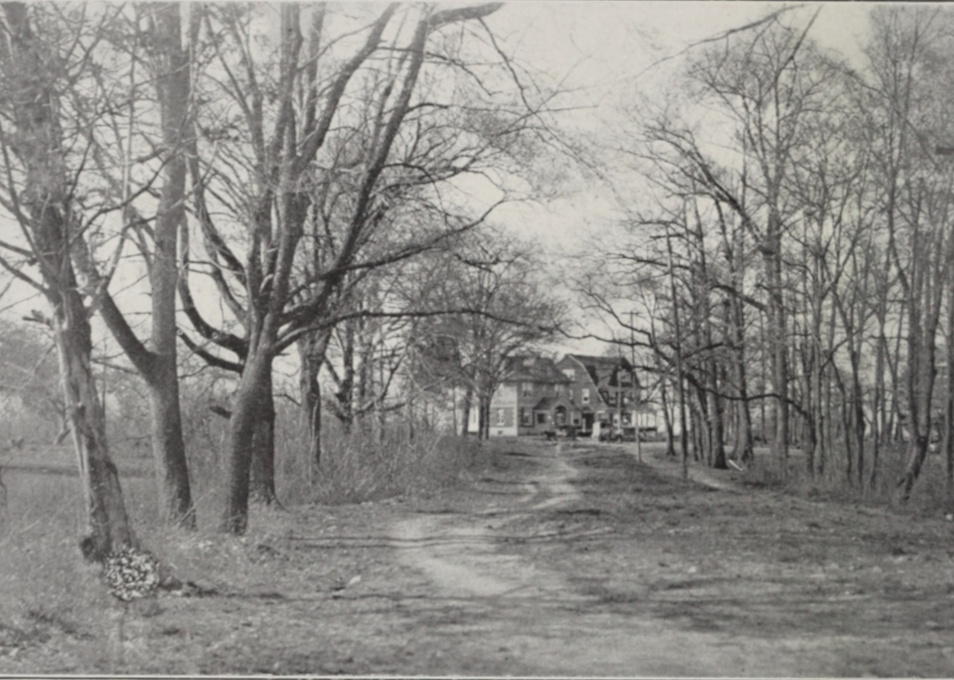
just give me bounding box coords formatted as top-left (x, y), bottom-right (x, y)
top-left (0, 3), bottom-right (135, 560)
top-left (173, 3), bottom-right (564, 533)
top-left (412, 232), bottom-right (563, 440)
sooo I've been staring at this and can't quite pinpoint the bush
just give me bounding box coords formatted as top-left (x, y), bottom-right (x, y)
top-left (273, 403), bottom-right (481, 506)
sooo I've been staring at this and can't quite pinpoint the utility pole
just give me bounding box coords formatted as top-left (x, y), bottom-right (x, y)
top-left (667, 220), bottom-right (689, 481)
top-left (631, 310), bottom-right (642, 463)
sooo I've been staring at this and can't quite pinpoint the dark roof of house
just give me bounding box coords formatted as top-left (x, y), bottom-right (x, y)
top-left (503, 354), bottom-right (569, 384)
top-left (564, 354), bottom-right (638, 388)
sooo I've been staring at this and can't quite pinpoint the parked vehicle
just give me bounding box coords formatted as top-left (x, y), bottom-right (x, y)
top-left (599, 425), bottom-right (637, 443)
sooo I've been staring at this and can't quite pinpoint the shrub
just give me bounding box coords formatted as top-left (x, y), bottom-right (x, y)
top-left (273, 402), bottom-right (481, 506)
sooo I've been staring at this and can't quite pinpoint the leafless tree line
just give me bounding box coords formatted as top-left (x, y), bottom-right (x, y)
top-left (582, 6), bottom-right (954, 505)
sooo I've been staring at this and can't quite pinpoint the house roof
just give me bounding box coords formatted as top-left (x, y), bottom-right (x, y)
top-left (564, 354), bottom-right (639, 389)
top-left (503, 354), bottom-right (569, 384)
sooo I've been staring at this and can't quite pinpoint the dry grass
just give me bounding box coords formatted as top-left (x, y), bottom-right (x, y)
top-left (0, 412), bottom-right (484, 671)
top-left (743, 440), bottom-right (954, 516)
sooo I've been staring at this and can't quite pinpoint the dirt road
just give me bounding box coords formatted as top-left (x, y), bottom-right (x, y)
top-left (4, 437), bottom-right (954, 675)
top-left (390, 443), bottom-right (756, 676)
top-left (387, 440), bottom-right (954, 676)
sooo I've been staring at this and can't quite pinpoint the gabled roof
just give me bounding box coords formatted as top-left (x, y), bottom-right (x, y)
top-left (503, 354), bottom-right (569, 384)
top-left (564, 354), bottom-right (638, 388)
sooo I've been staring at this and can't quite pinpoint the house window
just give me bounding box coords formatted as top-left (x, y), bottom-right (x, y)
top-left (536, 413), bottom-right (546, 425)
top-left (582, 388), bottom-right (590, 405)
top-left (496, 408), bottom-right (506, 426)
top-left (522, 382), bottom-right (533, 397)
top-left (520, 408), bottom-right (531, 426)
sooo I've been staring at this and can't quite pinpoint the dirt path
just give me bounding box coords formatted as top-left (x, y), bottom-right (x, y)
top-left (390, 443), bottom-right (774, 675)
top-left (389, 440), bottom-right (954, 676)
top-left (393, 444), bottom-right (583, 602)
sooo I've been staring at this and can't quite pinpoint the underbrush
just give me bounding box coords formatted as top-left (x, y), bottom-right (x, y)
top-left (0, 408), bottom-right (486, 671)
top-left (277, 415), bottom-right (483, 506)
top-left (742, 441), bottom-right (953, 516)
top-left (182, 403), bottom-right (484, 508)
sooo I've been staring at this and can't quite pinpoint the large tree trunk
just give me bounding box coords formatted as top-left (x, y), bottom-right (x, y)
top-left (146, 2), bottom-right (196, 526)
top-left (148, 363), bottom-right (194, 524)
top-left (222, 352), bottom-right (273, 534)
top-left (250, 371), bottom-right (278, 506)
top-left (2, 2), bottom-right (136, 559)
top-left (55, 295), bottom-right (137, 561)
top-left (76, 2), bottom-right (196, 527)
top-left (765, 217), bottom-right (790, 477)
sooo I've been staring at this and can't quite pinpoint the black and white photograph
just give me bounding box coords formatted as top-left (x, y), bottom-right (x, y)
top-left (0, 1), bottom-right (952, 676)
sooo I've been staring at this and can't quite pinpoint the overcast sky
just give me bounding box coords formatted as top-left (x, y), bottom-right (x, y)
top-left (465, 2), bottom-right (880, 352)
top-left (478, 2), bottom-right (876, 255)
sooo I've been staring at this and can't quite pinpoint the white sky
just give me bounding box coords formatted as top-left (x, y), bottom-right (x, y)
top-left (482, 1), bottom-right (875, 249)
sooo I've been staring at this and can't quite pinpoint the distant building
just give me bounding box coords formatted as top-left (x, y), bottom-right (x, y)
top-left (556, 354), bottom-right (642, 435)
top-left (468, 352), bottom-right (658, 438)
top-left (468, 354), bottom-right (570, 437)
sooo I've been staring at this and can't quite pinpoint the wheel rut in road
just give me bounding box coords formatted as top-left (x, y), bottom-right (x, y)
top-left (390, 443), bottom-right (761, 676)
top-left (393, 443), bottom-right (583, 602)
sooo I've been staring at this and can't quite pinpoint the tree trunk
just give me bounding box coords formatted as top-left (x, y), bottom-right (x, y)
top-left (298, 330), bottom-right (330, 468)
top-left (659, 361), bottom-right (676, 458)
top-left (462, 386), bottom-right (473, 436)
top-left (78, 2), bottom-right (196, 527)
top-left (145, 2), bottom-right (196, 526)
top-left (665, 227), bottom-right (689, 478)
top-left (731, 294), bottom-right (754, 464)
top-left (765, 229), bottom-right (790, 477)
top-left (1, 2), bottom-right (136, 559)
top-left (478, 396), bottom-right (491, 440)
top-left (55, 298), bottom-right (137, 561)
top-left (222, 352), bottom-right (273, 534)
top-left (250, 371), bottom-right (278, 506)
top-left (148, 364), bottom-right (194, 525)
